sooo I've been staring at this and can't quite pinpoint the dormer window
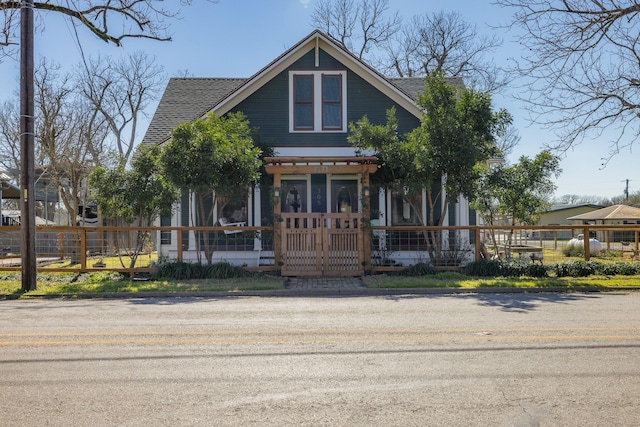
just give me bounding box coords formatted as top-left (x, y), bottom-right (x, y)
top-left (289, 70), bottom-right (346, 133)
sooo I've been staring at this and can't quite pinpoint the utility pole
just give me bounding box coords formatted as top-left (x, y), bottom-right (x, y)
top-left (624, 179), bottom-right (629, 201)
top-left (20, 0), bottom-right (36, 291)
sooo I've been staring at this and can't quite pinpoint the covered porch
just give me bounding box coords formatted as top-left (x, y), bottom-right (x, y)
top-left (265, 156), bottom-right (378, 276)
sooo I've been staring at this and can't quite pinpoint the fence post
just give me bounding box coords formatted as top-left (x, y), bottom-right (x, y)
top-left (583, 227), bottom-right (590, 261)
top-left (80, 228), bottom-right (87, 269)
top-left (474, 227), bottom-right (481, 262)
top-left (177, 228), bottom-right (183, 262)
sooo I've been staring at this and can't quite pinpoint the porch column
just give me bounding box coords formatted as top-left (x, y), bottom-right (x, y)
top-left (362, 171), bottom-right (372, 275)
top-left (273, 173), bottom-right (282, 271)
top-left (253, 186), bottom-right (261, 251)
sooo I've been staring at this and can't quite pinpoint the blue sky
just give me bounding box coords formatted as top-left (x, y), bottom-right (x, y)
top-left (0, 0), bottom-right (636, 200)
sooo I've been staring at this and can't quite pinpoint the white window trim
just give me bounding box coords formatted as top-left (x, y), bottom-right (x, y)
top-left (289, 70), bottom-right (347, 133)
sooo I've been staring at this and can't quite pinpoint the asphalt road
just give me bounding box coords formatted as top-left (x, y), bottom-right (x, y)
top-left (2, 292), bottom-right (640, 426)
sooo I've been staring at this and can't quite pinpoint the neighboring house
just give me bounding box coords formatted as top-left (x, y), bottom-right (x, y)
top-left (142, 30), bottom-right (473, 275)
top-left (568, 204), bottom-right (640, 242)
top-left (538, 204), bottom-right (604, 239)
top-left (1, 167), bottom-right (60, 226)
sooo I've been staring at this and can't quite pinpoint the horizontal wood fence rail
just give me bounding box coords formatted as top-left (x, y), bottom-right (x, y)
top-left (0, 225), bottom-right (274, 276)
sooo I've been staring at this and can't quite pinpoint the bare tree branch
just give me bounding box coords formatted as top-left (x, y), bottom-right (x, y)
top-left (382, 11), bottom-right (509, 92)
top-left (32, 58), bottom-right (109, 225)
top-left (0, 98), bottom-right (20, 173)
top-left (311, 3), bottom-right (508, 93)
top-left (76, 50), bottom-right (165, 165)
top-left (497, 0), bottom-right (640, 158)
top-left (311, 0), bottom-right (400, 60)
top-left (0, 0), bottom-right (219, 61)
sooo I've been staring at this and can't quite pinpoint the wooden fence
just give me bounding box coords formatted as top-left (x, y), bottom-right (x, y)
top-left (0, 224), bottom-right (638, 276)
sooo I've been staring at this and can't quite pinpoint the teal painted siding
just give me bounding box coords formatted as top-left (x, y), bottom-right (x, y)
top-left (230, 48), bottom-right (420, 148)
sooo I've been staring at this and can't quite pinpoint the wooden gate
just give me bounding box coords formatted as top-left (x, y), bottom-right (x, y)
top-left (280, 213), bottom-right (364, 276)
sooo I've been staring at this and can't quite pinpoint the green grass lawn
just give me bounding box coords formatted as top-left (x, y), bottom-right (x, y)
top-left (363, 272), bottom-right (640, 289)
top-left (1, 270), bottom-right (639, 297)
top-left (0, 271), bottom-right (285, 296)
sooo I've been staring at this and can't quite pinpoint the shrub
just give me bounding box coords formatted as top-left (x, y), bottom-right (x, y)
top-left (550, 260), bottom-right (601, 277)
top-left (500, 258), bottom-right (530, 277)
top-left (462, 259), bottom-right (548, 278)
top-left (600, 262), bottom-right (640, 276)
top-left (396, 262), bottom-right (436, 276)
top-left (462, 260), bottom-right (503, 277)
top-left (155, 261), bottom-right (249, 280)
top-left (562, 245), bottom-right (584, 257)
top-left (524, 263), bottom-right (548, 278)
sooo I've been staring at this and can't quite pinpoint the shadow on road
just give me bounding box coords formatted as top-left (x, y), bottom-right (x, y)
top-left (469, 292), bottom-right (606, 313)
top-left (379, 290), bottom-right (622, 313)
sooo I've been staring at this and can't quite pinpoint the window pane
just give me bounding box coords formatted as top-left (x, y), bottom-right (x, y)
top-left (294, 75), bottom-right (313, 101)
top-left (294, 75), bottom-right (313, 129)
top-left (323, 103), bottom-right (341, 128)
top-left (391, 190), bottom-right (421, 225)
top-left (295, 104), bottom-right (313, 128)
top-left (160, 213), bottom-right (171, 245)
top-left (281, 180), bottom-right (307, 213)
top-left (322, 75), bottom-right (342, 129)
top-left (322, 75), bottom-right (341, 101)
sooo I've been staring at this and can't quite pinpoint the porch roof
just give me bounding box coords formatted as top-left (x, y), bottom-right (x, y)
top-left (264, 156), bottom-right (378, 175)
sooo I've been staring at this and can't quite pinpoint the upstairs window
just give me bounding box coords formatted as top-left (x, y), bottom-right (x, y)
top-left (293, 75), bottom-right (314, 130)
top-left (322, 74), bottom-right (342, 129)
top-left (289, 70), bottom-right (346, 133)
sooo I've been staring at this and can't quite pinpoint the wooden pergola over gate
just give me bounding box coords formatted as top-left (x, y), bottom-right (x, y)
top-left (265, 157), bottom-right (378, 276)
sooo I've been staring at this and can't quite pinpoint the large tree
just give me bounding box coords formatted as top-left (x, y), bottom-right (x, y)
top-left (160, 112), bottom-right (262, 265)
top-left (349, 72), bottom-right (510, 262)
top-left (497, 0), bottom-right (640, 160)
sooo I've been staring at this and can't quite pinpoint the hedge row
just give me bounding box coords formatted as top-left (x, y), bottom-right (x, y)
top-left (154, 261), bottom-right (251, 280)
top-left (460, 259), bottom-right (640, 278)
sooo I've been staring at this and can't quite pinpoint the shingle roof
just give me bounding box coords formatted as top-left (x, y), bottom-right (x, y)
top-left (141, 31), bottom-right (474, 147)
top-left (567, 204), bottom-right (640, 221)
top-left (142, 76), bottom-right (469, 147)
top-left (140, 77), bottom-right (247, 146)
top-left (389, 76), bottom-right (464, 100)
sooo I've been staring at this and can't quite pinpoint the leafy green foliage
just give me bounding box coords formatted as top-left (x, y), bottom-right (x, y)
top-left (349, 72), bottom-right (510, 227)
top-left (463, 259), bottom-right (549, 278)
top-left (154, 261), bottom-right (250, 280)
top-left (562, 245), bottom-right (584, 257)
top-left (550, 261), bottom-right (640, 277)
top-left (395, 262), bottom-right (437, 276)
top-left (160, 112), bottom-right (262, 264)
top-left (89, 145), bottom-right (179, 268)
top-left (473, 151), bottom-right (561, 227)
top-left (89, 144), bottom-right (178, 225)
top-left (161, 112), bottom-right (261, 197)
